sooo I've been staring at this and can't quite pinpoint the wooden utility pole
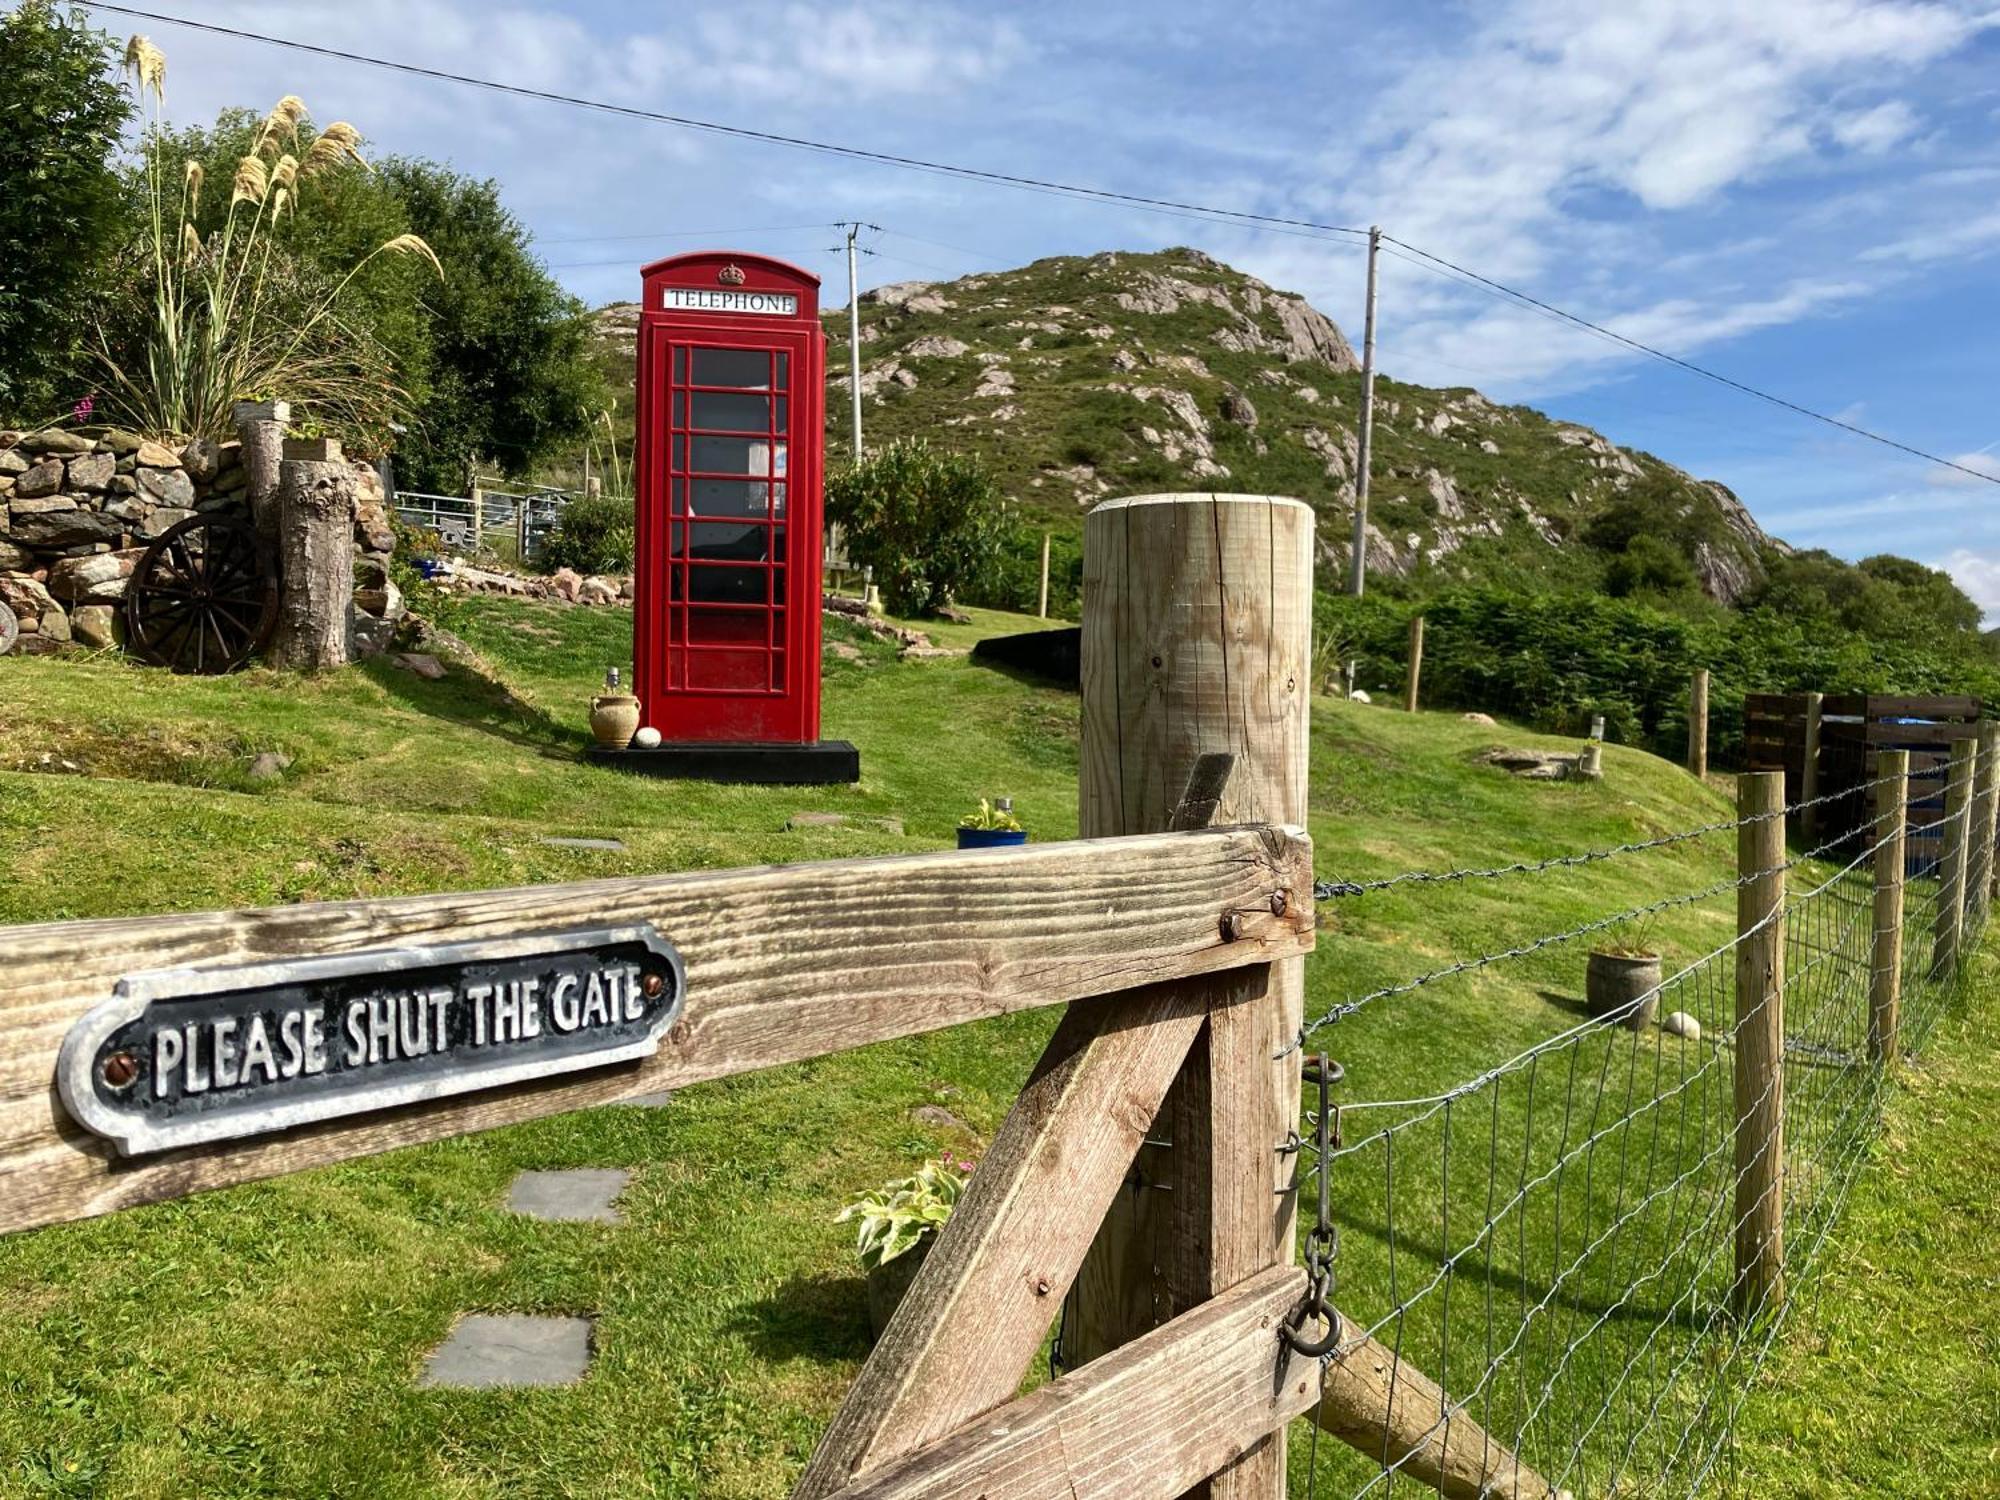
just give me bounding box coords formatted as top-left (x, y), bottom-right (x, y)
top-left (1869, 750), bottom-right (1909, 1065)
top-left (1347, 227), bottom-right (1380, 598)
top-left (1072, 493), bottom-right (1312, 1498)
top-left (1688, 668), bottom-right (1709, 779)
top-left (1038, 530), bottom-right (1052, 619)
top-left (1933, 736), bottom-right (1976, 980)
top-left (1734, 770), bottom-right (1787, 1320)
top-left (1404, 614), bottom-right (1424, 712)
top-left (1800, 692), bottom-right (1823, 840)
top-left (270, 459), bottom-right (356, 673)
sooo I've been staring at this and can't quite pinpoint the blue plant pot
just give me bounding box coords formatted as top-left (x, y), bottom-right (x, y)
top-left (957, 827), bottom-right (1028, 850)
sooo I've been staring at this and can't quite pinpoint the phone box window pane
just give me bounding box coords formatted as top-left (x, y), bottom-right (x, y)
top-left (690, 348), bottom-right (771, 389)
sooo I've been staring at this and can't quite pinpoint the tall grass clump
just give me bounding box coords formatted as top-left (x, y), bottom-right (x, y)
top-left (93, 36), bottom-right (441, 443)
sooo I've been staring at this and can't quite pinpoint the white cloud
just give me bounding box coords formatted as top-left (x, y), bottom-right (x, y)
top-left (1927, 450), bottom-right (2000, 485)
top-left (1828, 99), bottom-right (1923, 152)
top-left (1938, 548), bottom-right (2000, 623)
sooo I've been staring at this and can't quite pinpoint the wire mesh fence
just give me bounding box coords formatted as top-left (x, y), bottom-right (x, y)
top-left (1291, 761), bottom-right (1983, 1498)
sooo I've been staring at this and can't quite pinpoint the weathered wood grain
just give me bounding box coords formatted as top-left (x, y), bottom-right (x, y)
top-left (792, 971), bottom-right (1260, 1498)
top-left (0, 826), bottom-right (1312, 1237)
top-left (1869, 751), bottom-right (1909, 1066)
top-left (1932, 737), bottom-right (1975, 980)
top-left (1073, 492), bottom-right (1314, 1500)
top-left (820, 1266), bottom-right (1317, 1500)
top-left (1735, 772), bottom-right (1787, 1319)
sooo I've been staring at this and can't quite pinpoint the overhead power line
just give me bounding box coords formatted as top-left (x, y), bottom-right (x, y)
top-left (89, 2), bottom-right (2000, 487)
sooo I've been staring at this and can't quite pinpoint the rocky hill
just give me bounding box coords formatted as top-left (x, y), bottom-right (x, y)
top-left (595, 247), bottom-right (1787, 602)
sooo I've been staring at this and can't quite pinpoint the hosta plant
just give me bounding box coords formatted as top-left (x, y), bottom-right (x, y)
top-left (835, 1157), bottom-right (971, 1270)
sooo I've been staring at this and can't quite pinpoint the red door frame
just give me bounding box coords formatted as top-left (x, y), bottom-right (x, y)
top-left (634, 254), bottom-right (825, 745)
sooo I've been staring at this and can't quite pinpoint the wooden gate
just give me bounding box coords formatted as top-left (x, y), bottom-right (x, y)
top-left (0, 495), bottom-right (1553, 1499)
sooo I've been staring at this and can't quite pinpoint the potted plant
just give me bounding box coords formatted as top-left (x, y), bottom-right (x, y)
top-left (835, 1156), bottom-right (972, 1337)
top-left (1586, 914), bottom-right (1663, 1030)
top-left (957, 797), bottom-right (1026, 850)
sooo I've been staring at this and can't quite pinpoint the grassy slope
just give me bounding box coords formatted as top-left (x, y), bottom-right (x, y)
top-left (1726, 953), bottom-right (2000, 1498)
top-left (0, 601), bottom-right (1986, 1497)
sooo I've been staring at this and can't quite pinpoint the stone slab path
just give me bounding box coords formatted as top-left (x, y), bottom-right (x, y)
top-left (419, 1314), bottom-right (592, 1389)
top-left (506, 1168), bottom-right (629, 1224)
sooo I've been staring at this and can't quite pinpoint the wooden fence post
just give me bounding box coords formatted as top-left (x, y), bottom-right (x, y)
top-left (1969, 722), bottom-right (1999, 928)
top-left (1800, 691), bottom-right (1823, 841)
top-left (1404, 614), bottom-right (1424, 713)
top-left (1932, 736), bottom-right (1975, 980)
top-left (1688, 668), bottom-right (1709, 780)
top-left (1869, 750), bottom-right (1908, 1066)
top-left (1038, 530), bottom-right (1052, 619)
top-left (1734, 770), bottom-right (1786, 1319)
top-left (1071, 493), bottom-right (1312, 1499)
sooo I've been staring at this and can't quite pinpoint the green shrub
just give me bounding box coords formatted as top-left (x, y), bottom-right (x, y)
top-left (965, 523), bottom-right (1083, 619)
top-left (540, 493), bottom-right (634, 575)
top-left (827, 438), bottom-right (1002, 617)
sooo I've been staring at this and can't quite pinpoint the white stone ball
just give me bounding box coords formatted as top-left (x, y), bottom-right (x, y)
top-left (632, 726), bottom-right (663, 749)
top-left (1661, 1011), bottom-right (1701, 1042)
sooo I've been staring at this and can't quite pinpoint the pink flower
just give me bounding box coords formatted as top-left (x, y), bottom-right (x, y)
top-left (72, 396), bottom-right (95, 423)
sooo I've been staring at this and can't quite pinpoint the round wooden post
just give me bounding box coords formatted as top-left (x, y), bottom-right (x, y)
top-left (1800, 691), bottom-right (1823, 841)
top-left (1869, 750), bottom-right (1908, 1065)
top-left (270, 459), bottom-right (356, 673)
top-left (1969, 722), bottom-right (1999, 927)
top-left (1074, 494), bottom-right (1312, 1499)
top-left (232, 398), bottom-right (288, 544)
top-left (1931, 736), bottom-right (1975, 980)
top-left (1404, 614), bottom-right (1424, 713)
top-left (1734, 770), bottom-right (1786, 1320)
top-left (1038, 530), bottom-right (1052, 619)
top-left (1688, 668), bottom-right (1709, 779)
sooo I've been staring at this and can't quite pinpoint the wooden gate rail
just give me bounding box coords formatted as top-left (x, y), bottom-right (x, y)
top-left (0, 823), bottom-right (1312, 1238)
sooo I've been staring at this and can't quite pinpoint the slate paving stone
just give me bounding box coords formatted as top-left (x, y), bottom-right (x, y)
top-left (537, 836), bottom-right (626, 851)
top-left (506, 1168), bottom-right (630, 1224)
top-left (621, 1090), bottom-right (675, 1109)
top-left (418, 1314), bottom-right (592, 1389)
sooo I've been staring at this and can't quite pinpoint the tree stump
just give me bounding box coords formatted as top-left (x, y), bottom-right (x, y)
top-left (271, 459), bottom-right (355, 672)
top-left (233, 399), bottom-right (289, 544)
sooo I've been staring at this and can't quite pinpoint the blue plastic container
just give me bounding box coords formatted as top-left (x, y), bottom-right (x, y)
top-left (957, 827), bottom-right (1028, 850)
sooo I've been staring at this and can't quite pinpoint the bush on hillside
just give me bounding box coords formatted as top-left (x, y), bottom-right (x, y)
top-left (826, 438), bottom-right (1002, 616)
top-left (1319, 584), bottom-right (2000, 766)
top-left (540, 493), bottom-right (634, 575)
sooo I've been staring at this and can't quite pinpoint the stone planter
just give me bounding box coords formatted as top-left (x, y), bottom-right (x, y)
top-left (1586, 951), bottom-right (1662, 1029)
top-left (866, 1233), bottom-right (934, 1339)
top-left (589, 692), bottom-right (642, 748)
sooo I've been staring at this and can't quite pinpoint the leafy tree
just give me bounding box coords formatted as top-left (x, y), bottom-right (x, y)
top-left (827, 438), bottom-right (1003, 616)
top-left (374, 160), bottom-right (604, 492)
top-left (1604, 533), bottom-right (1699, 601)
top-left (0, 1), bottom-right (132, 418)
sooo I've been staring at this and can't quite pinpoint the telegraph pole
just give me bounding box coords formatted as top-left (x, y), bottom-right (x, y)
top-left (845, 222), bottom-right (864, 462)
top-left (1349, 225), bottom-right (1380, 597)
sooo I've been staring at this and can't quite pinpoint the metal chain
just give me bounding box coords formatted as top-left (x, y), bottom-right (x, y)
top-left (1281, 1056), bottom-right (1345, 1358)
top-left (1312, 769), bottom-right (1903, 902)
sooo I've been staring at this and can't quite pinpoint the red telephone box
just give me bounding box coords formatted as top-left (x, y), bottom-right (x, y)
top-left (607, 251), bottom-right (857, 783)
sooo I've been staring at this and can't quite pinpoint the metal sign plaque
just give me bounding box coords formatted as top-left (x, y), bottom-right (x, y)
top-left (660, 286), bottom-right (799, 316)
top-left (58, 926), bottom-right (685, 1157)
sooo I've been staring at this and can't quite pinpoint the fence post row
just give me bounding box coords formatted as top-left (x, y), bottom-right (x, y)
top-left (1404, 614), bottom-right (1424, 713)
top-left (1688, 668), bottom-right (1709, 780)
top-left (1734, 771), bottom-right (1786, 1320)
top-left (1932, 736), bottom-right (1976, 981)
top-left (1799, 691), bottom-right (1824, 841)
top-left (1868, 750), bottom-right (1909, 1066)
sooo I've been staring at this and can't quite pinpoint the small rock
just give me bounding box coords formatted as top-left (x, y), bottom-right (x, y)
top-left (1349, 689), bottom-right (1373, 704)
top-left (248, 751), bottom-right (294, 781)
top-left (179, 438), bottom-right (222, 483)
top-left (21, 429), bottom-right (93, 455)
top-left (137, 466), bottom-right (196, 508)
top-left (549, 567), bottom-right (583, 603)
top-left (100, 429), bottom-right (143, 456)
top-left (14, 460), bottom-right (64, 499)
top-left (578, 576), bottom-right (619, 605)
top-left (391, 651), bottom-right (446, 680)
top-left (37, 599), bottom-right (71, 643)
top-left (0, 574), bottom-right (56, 617)
top-left (0, 450), bottom-right (28, 476)
top-left (69, 603), bottom-right (117, 649)
top-left (136, 506), bottom-right (194, 540)
top-left (106, 474), bottom-right (140, 497)
top-left (46, 552), bottom-right (135, 603)
top-left (787, 811), bottom-right (847, 830)
top-left (1661, 1011), bottom-right (1702, 1042)
top-left (1462, 712), bottom-right (1497, 726)
top-left (62, 451), bottom-right (112, 493)
top-left (353, 500), bottom-right (394, 552)
top-left (355, 577), bottom-right (405, 621)
top-left (911, 1103), bottom-right (974, 1134)
top-left (135, 439), bottom-right (182, 469)
top-left (9, 494), bottom-right (76, 516)
top-left (349, 610), bottom-right (396, 658)
top-left (1220, 389), bottom-right (1260, 429)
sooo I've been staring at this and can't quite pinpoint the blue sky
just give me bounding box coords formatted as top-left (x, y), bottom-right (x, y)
top-left (122, 0), bottom-right (2000, 610)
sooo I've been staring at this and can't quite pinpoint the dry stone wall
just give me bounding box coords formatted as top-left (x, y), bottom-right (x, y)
top-left (0, 426), bottom-right (398, 657)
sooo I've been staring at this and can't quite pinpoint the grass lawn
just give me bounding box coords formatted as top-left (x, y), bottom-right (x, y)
top-left (0, 596), bottom-right (1990, 1497)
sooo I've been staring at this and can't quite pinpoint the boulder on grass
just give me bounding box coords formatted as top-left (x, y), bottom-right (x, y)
top-left (70, 603), bottom-right (118, 649)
